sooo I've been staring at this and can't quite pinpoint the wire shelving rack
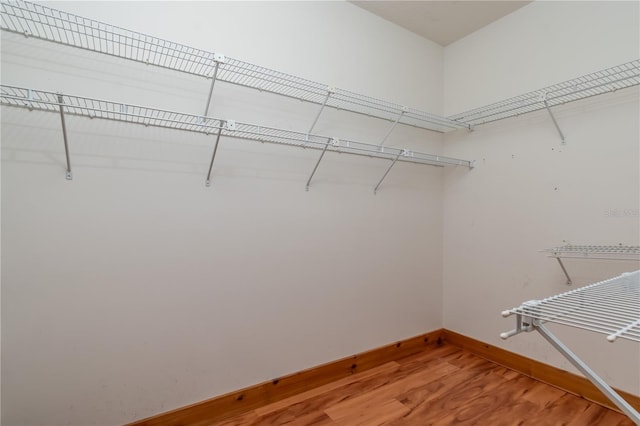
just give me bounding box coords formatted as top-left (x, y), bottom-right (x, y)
top-left (0, 0), bottom-right (468, 134)
top-left (0, 85), bottom-right (472, 188)
top-left (449, 60), bottom-right (640, 127)
top-left (501, 271), bottom-right (640, 423)
top-left (542, 244), bottom-right (640, 285)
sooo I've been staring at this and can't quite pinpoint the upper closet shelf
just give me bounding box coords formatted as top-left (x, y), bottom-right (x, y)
top-left (0, 0), bottom-right (468, 134)
top-left (449, 60), bottom-right (640, 127)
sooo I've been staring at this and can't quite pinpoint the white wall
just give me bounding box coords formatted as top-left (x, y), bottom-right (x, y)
top-left (1, 2), bottom-right (447, 425)
top-left (443, 1), bottom-right (640, 394)
top-left (444, 1), bottom-right (640, 115)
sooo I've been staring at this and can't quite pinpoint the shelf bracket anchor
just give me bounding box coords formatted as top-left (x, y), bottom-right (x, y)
top-left (555, 257), bottom-right (572, 285)
top-left (535, 322), bottom-right (640, 424)
top-left (308, 87), bottom-right (335, 135)
top-left (57, 94), bottom-right (73, 180)
top-left (374, 149), bottom-right (404, 194)
top-left (500, 301), bottom-right (538, 339)
top-left (205, 120), bottom-right (234, 187)
top-left (203, 53), bottom-right (226, 117)
top-left (542, 96), bottom-right (565, 144)
top-left (379, 108), bottom-right (407, 147)
top-left (305, 137), bottom-right (333, 191)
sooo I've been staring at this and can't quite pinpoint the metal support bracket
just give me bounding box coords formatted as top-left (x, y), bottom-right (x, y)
top-left (556, 257), bottom-right (573, 285)
top-left (57, 94), bottom-right (73, 180)
top-left (535, 322), bottom-right (640, 424)
top-left (540, 94), bottom-right (566, 144)
top-left (27, 88), bottom-right (34, 111)
top-left (379, 107), bottom-right (407, 147)
top-left (373, 149), bottom-right (405, 194)
top-left (205, 119), bottom-right (233, 187)
top-left (203, 53), bottom-right (226, 117)
top-left (308, 86), bottom-right (335, 135)
top-left (500, 301), bottom-right (538, 339)
top-left (305, 137), bottom-right (333, 191)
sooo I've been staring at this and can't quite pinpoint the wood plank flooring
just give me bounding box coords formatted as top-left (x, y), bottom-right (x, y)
top-left (210, 344), bottom-right (635, 426)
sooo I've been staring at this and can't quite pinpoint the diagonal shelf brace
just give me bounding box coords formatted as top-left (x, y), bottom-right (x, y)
top-left (555, 257), bottom-right (572, 285)
top-left (56, 94), bottom-right (73, 180)
top-left (379, 107), bottom-right (407, 147)
top-left (205, 120), bottom-right (232, 187)
top-left (305, 137), bottom-right (333, 191)
top-left (535, 322), bottom-right (640, 424)
top-left (374, 149), bottom-right (404, 194)
top-left (203, 53), bottom-right (226, 117)
top-left (308, 87), bottom-right (334, 135)
top-left (542, 96), bottom-right (566, 144)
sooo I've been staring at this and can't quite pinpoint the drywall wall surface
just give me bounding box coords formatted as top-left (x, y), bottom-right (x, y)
top-left (443, 1), bottom-right (640, 115)
top-left (442, 89), bottom-right (640, 394)
top-left (442, 0), bottom-right (640, 395)
top-left (1, 2), bottom-right (448, 425)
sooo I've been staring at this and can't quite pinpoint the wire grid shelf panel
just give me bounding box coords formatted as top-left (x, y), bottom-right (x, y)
top-left (1, 0), bottom-right (465, 133)
top-left (0, 86), bottom-right (225, 134)
top-left (0, 85), bottom-right (473, 168)
top-left (449, 60), bottom-right (640, 126)
top-left (543, 245), bottom-right (640, 260)
top-left (0, 0), bottom-right (218, 77)
top-left (504, 271), bottom-right (640, 343)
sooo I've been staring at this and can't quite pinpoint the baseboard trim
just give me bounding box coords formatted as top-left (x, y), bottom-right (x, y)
top-left (441, 329), bottom-right (640, 413)
top-left (127, 329), bottom-right (446, 426)
top-left (129, 328), bottom-right (639, 425)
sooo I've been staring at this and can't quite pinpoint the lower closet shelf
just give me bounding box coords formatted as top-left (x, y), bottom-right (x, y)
top-left (501, 270), bottom-right (640, 423)
top-left (0, 85), bottom-right (473, 189)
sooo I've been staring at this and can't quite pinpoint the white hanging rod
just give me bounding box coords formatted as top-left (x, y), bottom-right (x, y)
top-left (542, 244), bottom-right (640, 285)
top-left (0, 85), bottom-right (473, 170)
top-left (449, 60), bottom-right (640, 126)
top-left (0, 0), bottom-right (468, 134)
top-left (501, 271), bottom-right (640, 422)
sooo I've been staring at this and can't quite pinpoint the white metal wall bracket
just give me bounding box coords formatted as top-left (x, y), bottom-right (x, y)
top-left (535, 322), bottom-right (640, 424)
top-left (308, 86), bottom-right (335, 135)
top-left (379, 107), bottom-right (407, 147)
top-left (540, 93), bottom-right (566, 144)
top-left (305, 137), bottom-right (333, 191)
top-left (205, 126), bottom-right (223, 187)
top-left (56, 94), bottom-right (73, 180)
top-left (373, 149), bottom-right (406, 194)
top-left (203, 53), bottom-right (226, 117)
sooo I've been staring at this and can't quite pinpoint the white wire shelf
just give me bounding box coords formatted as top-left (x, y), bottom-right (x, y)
top-left (501, 271), bottom-right (640, 422)
top-left (449, 60), bottom-right (640, 126)
top-left (0, 85), bottom-right (473, 168)
top-left (0, 0), bottom-right (467, 133)
top-left (502, 270), bottom-right (640, 343)
top-left (542, 244), bottom-right (640, 285)
top-left (543, 245), bottom-right (640, 261)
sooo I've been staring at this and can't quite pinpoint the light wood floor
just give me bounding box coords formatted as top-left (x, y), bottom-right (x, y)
top-left (210, 344), bottom-right (635, 426)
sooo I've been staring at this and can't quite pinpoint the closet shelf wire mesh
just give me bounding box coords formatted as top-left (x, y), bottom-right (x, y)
top-left (502, 271), bottom-right (640, 343)
top-left (542, 245), bottom-right (640, 285)
top-left (0, 0), bottom-right (468, 133)
top-left (0, 85), bottom-right (473, 168)
top-left (449, 60), bottom-right (640, 126)
top-left (543, 245), bottom-right (640, 261)
top-left (501, 271), bottom-right (640, 422)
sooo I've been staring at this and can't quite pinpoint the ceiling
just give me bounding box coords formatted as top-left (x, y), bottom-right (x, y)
top-left (350, 1), bottom-right (532, 46)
